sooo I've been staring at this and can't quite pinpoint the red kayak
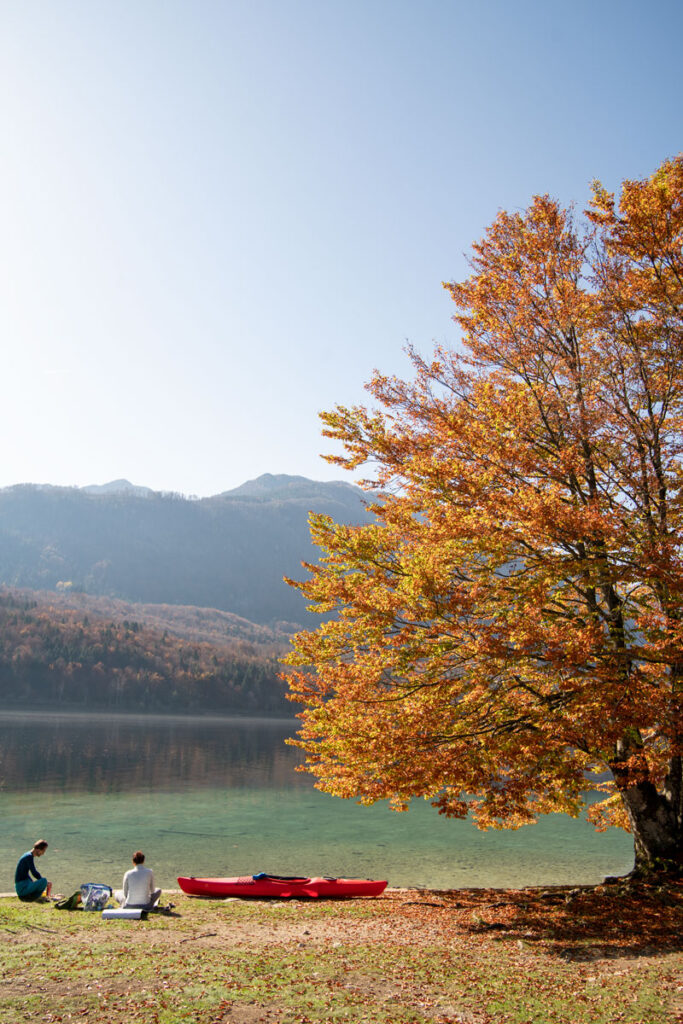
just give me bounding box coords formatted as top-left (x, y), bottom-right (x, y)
top-left (177, 873), bottom-right (388, 899)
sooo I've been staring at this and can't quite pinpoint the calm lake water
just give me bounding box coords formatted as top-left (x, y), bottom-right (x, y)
top-left (0, 711), bottom-right (633, 895)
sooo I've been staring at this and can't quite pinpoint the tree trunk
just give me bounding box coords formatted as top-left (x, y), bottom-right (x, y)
top-left (613, 754), bottom-right (683, 875)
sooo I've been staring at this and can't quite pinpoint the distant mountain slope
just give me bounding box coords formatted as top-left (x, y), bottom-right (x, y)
top-left (0, 589), bottom-right (289, 714)
top-left (81, 479), bottom-right (155, 498)
top-left (11, 587), bottom-right (291, 654)
top-left (0, 475), bottom-right (372, 625)
top-left (222, 473), bottom-right (364, 503)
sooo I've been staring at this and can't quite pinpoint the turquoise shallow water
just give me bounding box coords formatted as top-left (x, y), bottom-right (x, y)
top-left (0, 711), bottom-right (633, 894)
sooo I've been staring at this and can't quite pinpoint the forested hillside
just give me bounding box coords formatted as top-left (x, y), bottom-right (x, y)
top-left (0, 590), bottom-right (290, 714)
top-left (0, 474), bottom-right (370, 626)
top-left (20, 588), bottom-right (292, 653)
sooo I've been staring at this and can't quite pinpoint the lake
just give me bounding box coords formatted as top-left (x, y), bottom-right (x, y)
top-left (0, 711), bottom-right (633, 896)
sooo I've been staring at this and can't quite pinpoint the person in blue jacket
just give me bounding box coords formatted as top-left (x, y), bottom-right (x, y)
top-left (15, 839), bottom-right (51, 901)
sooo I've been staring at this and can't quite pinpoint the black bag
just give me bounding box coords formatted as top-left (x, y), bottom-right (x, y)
top-left (54, 891), bottom-right (82, 910)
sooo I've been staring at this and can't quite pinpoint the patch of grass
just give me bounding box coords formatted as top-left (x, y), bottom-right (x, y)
top-left (1, 886), bottom-right (680, 1023)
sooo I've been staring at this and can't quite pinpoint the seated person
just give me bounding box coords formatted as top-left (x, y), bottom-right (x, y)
top-left (15, 840), bottom-right (52, 901)
top-left (121, 850), bottom-right (161, 910)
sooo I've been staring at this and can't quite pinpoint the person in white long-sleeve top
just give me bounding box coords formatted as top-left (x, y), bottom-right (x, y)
top-left (121, 850), bottom-right (161, 910)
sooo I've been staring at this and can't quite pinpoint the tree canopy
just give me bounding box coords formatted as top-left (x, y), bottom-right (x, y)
top-left (285, 157), bottom-right (683, 874)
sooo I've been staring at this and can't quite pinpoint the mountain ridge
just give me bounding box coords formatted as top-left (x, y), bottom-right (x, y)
top-left (0, 473), bottom-right (362, 503)
top-left (0, 473), bottom-right (373, 626)
top-left (81, 479), bottom-right (156, 498)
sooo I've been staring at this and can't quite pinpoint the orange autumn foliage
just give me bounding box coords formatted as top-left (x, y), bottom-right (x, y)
top-left (285, 158), bottom-right (683, 870)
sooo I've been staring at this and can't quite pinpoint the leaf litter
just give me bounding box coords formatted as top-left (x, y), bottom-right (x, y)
top-left (0, 880), bottom-right (680, 1023)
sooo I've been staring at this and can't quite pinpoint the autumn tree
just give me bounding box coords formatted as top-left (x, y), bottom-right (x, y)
top-left (285, 157), bottom-right (683, 876)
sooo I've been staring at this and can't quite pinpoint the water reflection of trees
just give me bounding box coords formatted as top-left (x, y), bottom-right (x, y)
top-left (0, 716), bottom-right (308, 794)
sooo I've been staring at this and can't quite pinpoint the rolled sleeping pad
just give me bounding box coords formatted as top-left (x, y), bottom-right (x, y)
top-left (101, 907), bottom-right (148, 920)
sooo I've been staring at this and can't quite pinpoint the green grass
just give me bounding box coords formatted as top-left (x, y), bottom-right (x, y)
top-left (0, 892), bottom-right (679, 1023)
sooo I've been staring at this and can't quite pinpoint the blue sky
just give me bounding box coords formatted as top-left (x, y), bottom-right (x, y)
top-left (0, 0), bottom-right (681, 496)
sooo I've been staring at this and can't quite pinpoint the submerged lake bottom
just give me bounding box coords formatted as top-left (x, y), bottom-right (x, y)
top-left (0, 711), bottom-right (633, 896)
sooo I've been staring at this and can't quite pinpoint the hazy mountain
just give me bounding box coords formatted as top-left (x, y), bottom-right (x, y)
top-left (81, 479), bottom-right (155, 498)
top-left (222, 473), bottom-right (363, 503)
top-left (0, 474), bottom-right (372, 626)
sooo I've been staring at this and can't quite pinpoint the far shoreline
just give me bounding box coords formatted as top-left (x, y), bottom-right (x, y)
top-left (0, 880), bottom-right (630, 901)
top-left (0, 706), bottom-right (297, 725)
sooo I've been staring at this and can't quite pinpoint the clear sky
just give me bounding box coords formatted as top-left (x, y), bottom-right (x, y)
top-left (0, 0), bottom-right (681, 496)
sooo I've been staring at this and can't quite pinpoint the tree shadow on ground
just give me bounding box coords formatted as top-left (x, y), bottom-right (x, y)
top-left (425, 879), bottom-right (683, 960)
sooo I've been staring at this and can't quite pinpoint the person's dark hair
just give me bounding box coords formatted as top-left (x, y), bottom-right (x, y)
top-left (33, 839), bottom-right (48, 851)
top-left (132, 850), bottom-right (145, 864)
